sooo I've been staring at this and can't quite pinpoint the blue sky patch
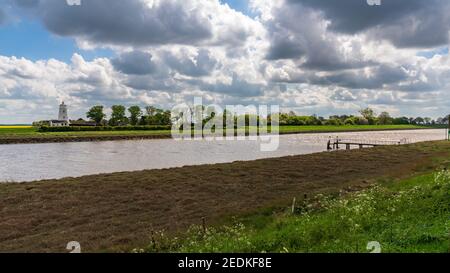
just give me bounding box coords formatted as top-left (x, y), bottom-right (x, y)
top-left (417, 47), bottom-right (449, 59)
top-left (0, 17), bottom-right (114, 63)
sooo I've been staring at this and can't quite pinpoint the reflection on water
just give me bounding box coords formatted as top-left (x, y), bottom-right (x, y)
top-left (0, 129), bottom-right (446, 182)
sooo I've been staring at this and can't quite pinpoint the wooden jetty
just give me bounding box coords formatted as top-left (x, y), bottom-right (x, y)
top-left (329, 138), bottom-right (409, 150)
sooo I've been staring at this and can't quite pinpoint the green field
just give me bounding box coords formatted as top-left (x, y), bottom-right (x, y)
top-left (0, 124), bottom-right (438, 139)
top-left (141, 169), bottom-right (450, 253)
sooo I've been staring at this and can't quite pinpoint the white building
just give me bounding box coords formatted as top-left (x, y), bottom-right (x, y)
top-left (48, 120), bottom-right (70, 127)
top-left (50, 101), bottom-right (70, 126)
top-left (34, 102), bottom-right (70, 127)
top-left (58, 101), bottom-right (69, 121)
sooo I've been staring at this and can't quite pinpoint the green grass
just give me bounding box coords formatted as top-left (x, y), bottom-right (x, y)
top-left (0, 126), bottom-right (36, 135)
top-left (0, 127), bottom-right (170, 138)
top-left (0, 124), bottom-right (439, 139)
top-left (139, 169), bottom-right (450, 253)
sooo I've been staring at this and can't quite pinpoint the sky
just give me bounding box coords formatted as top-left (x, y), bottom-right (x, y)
top-left (0, 0), bottom-right (449, 123)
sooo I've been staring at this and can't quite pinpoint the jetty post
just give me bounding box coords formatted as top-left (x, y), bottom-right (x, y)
top-left (448, 114), bottom-right (450, 141)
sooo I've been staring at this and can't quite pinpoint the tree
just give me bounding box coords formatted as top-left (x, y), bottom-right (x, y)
top-left (359, 108), bottom-right (376, 125)
top-left (357, 117), bottom-right (369, 125)
top-left (161, 110), bottom-right (172, 125)
top-left (128, 106), bottom-right (143, 126)
top-left (188, 104), bottom-right (206, 126)
top-left (326, 118), bottom-right (342, 126)
top-left (222, 109), bottom-right (235, 128)
top-left (414, 117), bottom-right (425, 125)
top-left (203, 106), bottom-right (218, 125)
top-left (377, 112), bottom-right (393, 125)
top-left (444, 115), bottom-right (450, 125)
top-left (344, 117), bottom-right (359, 125)
top-left (276, 113), bottom-right (289, 126)
top-left (359, 108), bottom-right (375, 119)
top-left (110, 105), bottom-right (127, 126)
top-left (330, 115), bottom-right (351, 122)
top-left (144, 106), bottom-right (171, 125)
top-left (143, 106), bottom-right (157, 125)
top-left (86, 106), bottom-right (106, 125)
top-left (288, 111), bottom-right (297, 117)
top-left (146, 106), bottom-right (158, 117)
top-left (393, 116), bottom-right (410, 125)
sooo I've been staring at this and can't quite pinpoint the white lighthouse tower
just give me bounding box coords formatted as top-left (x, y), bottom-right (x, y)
top-left (58, 101), bottom-right (69, 121)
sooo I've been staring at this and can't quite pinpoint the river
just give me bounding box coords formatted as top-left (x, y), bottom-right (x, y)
top-left (0, 129), bottom-right (447, 182)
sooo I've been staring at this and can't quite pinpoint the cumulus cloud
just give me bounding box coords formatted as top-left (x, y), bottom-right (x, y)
top-left (22, 0), bottom-right (212, 46)
top-left (1, 0), bottom-right (450, 123)
top-left (310, 64), bottom-right (409, 90)
top-left (7, 0), bottom-right (260, 49)
top-left (264, 1), bottom-right (377, 71)
top-left (0, 54), bottom-right (130, 115)
top-left (162, 49), bottom-right (218, 77)
top-left (256, 0), bottom-right (450, 117)
top-left (331, 89), bottom-right (357, 102)
top-left (291, 0), bottom-right (450, 48)
top-left (204, 73), bottom-right (264, 97)
top-left (112, 51), bottom-right (157, 75)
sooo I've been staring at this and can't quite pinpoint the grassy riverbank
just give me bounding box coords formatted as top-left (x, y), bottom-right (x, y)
top-left (144, 170), bottom-right (450, 253)
top-left (0, 124), bottom-right (440, 145)
top-left (0, 141), bottom-right (449, 252)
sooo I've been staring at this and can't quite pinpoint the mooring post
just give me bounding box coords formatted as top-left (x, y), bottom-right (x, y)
top-left (292, 197), bottom-right (296, 214)
top-left (448, 114), bottom-right (450, 141)
top-left (202, 217), bottom-right (207, 235)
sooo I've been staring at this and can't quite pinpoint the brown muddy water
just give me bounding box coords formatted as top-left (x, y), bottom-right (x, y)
top-left (0, 129), bottom-right (447, 182)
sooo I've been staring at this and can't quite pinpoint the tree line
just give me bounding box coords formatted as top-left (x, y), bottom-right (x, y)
top-left (86, 105), bottom-right (449, 127)
top-left (86, 105), bottom-right (171, 126)
top-left (276, 108), bottom-right (449, 126)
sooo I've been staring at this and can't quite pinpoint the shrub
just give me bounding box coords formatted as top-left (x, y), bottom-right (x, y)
top-left (344, 118), bottom-right (356, 125)
top-left (326, 119), bottom-right (342, 126)
top-left (357, 117), bottom-right (369, 125)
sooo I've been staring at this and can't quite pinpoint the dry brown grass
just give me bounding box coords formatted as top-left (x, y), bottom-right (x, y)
top-left (0, 141), bottom-right (449, 253)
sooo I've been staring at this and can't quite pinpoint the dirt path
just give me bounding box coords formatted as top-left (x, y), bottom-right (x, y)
top-left (0, 141), bottom-right (449, 252)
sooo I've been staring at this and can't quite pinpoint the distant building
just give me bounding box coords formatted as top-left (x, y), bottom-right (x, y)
top-left (69, 119), bottom-right (97, 127)
top-left (34, 102), bottom-right (71, 127)
top-left (59, 101), bottom-right (69, 121)
top-left (50, 120), bottom-right (70, 127)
